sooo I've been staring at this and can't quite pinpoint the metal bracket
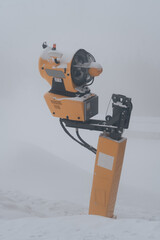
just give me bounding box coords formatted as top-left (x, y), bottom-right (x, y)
top-left (61, 94), bottom-right (133, 141)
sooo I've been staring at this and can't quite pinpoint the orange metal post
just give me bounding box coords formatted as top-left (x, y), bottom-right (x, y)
top-left (89, 132), bottom-right (127, 218)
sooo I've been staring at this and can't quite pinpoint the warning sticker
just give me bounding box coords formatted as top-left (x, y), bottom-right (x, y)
top-left (97, 152), bottom-right (114, 171)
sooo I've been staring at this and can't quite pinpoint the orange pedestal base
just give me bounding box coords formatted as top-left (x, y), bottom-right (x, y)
top-left (89, 133), bottom-right (127, 218)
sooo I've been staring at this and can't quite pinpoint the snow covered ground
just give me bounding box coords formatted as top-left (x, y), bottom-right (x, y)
top-left (0, 215), bottom-right (160, 240)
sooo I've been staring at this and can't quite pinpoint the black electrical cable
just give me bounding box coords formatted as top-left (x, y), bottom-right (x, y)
top-left (60, 118), bottom-right (96, 154)
top-left (76, 128), bottom-right (97, 154)
top-left (60, 119), bottom-right (83, 147)
top-left (75, 128), bottom-right (91, 148)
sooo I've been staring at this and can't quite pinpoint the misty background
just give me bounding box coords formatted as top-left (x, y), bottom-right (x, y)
top-left (0, 0), bottom-right (160, 198)
top-left (1, 0), bottom-right (160, 116)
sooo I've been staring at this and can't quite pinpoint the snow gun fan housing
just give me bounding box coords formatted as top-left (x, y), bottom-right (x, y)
top-left (39, 42), bottom-right (103, 122)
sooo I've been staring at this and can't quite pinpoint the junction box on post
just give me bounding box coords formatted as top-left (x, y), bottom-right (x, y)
top-left (89, 133), bottom-right (127, 218)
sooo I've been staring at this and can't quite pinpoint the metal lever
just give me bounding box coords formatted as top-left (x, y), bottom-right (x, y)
top-left (105, 94), bottom-right (133, 130)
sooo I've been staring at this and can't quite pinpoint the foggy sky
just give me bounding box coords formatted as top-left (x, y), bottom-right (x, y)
top-left (0, 0), bottom-right (160, 116)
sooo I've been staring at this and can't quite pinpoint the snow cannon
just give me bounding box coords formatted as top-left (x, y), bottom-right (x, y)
top-left (39, 42), bottom-right (103, 122)
top-left (39, 43), bottom-right (133, 219)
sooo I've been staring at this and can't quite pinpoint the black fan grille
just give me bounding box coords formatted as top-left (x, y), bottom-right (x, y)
top-left (71, 49), bottom-right (95, 86)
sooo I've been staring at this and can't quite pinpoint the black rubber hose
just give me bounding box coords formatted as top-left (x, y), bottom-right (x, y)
top-left (76, 128), bottom-right (97, 154)
top-left (60, 118), bottom-right (96, 154)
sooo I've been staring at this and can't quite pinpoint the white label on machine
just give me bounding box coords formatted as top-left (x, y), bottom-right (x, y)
top-left (54, 78), bottom-right (62, 83)
top-left (97, 152), bottom-right (114, 171)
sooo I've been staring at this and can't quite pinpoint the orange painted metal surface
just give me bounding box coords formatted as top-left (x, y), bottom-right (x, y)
top-left (44, 92), bottom-right (85, 121)
top-left (39, 57), bottom-right (77, 93)
top-left (44, 92), bottom-right (97, 121)
top-left (89, 133), bottom-right (127, 218)
top-left (88, 67), bottom-right (103, 77)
